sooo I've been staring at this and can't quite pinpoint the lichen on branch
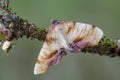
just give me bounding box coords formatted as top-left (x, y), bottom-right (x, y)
top-left (82, 36), bottom-right (120, 57)
top-left (0, 0), bottom-right (47, 41)
top-left (0, 0), bottom-right (47, 52)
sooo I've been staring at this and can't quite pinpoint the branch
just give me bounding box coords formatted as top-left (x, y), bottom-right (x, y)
top-left (0, 0), bottom-right (47, 52)
top-left (0, 0), bottom-right (120, 57)
top-left (0, 0), bottom-right (47, 41)
top-left (82, 36), bottom-right (120, 57)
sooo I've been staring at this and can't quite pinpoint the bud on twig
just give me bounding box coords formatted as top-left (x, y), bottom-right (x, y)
top-left (2, 40), bottom-right (11, 52)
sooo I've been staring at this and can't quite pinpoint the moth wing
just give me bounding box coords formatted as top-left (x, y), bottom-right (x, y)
top-left (34, 41), bottom-right (59, 75)
top-left (61, 22), bottom-right (103, 47)
top-left (34, 25), bottom-right (68, 75)
top-left (55, 21), bottom-right (103, 51)
top-left (74, 22), bottom-right (103, 46)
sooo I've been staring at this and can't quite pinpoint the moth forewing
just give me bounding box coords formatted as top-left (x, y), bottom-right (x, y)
top-left (75, 23), bottom-right (103, 46)
top-left (34, 25), bottom-right (63, 74)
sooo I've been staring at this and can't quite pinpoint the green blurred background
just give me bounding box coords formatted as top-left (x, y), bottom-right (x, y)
top-left (0, 0), bottom-right (120, 80)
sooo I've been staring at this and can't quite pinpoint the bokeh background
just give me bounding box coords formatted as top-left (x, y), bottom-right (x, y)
top-left (0, 0), bottom-right (120, 80)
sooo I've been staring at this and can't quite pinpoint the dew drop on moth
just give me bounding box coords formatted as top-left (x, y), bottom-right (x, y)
top-left (34, 20), bottom-right (104, 75)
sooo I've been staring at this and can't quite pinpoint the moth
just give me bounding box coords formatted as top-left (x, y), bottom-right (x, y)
top-left (34, 20), bottom-right (104, 75)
